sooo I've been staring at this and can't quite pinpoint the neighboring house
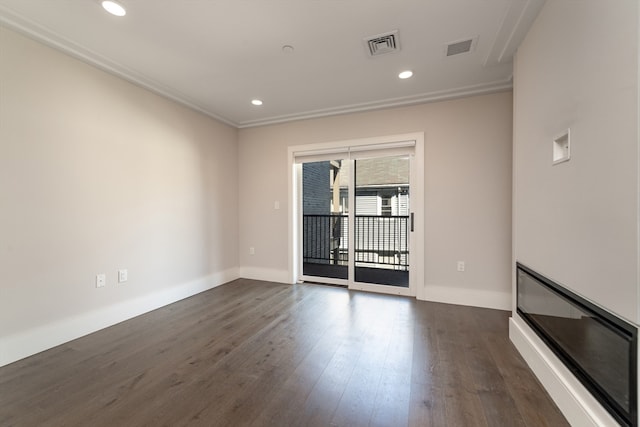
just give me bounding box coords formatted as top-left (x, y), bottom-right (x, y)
top-left (350, 156), bottom-right (410, 217)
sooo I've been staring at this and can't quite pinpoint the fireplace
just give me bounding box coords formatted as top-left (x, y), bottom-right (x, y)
top-left (516, 263), bottom-right (637, 427)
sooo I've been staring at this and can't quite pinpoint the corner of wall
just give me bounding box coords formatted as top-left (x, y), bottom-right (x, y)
top-left (422, 285), bottom-right (511, 311)
top-left (238, 266), bottom-right (291, 284)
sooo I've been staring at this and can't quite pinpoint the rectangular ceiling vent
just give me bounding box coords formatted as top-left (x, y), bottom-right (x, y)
top-left (365, 30), bottom-right (400, 57)
top-left (445, 38), bottom-right (476, 57)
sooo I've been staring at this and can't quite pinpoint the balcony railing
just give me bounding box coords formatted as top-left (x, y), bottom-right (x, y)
top-left (302, 214), bottom-right (409, 271)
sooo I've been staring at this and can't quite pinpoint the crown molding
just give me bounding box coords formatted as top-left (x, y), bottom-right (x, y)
top-left (484, 0), bottom-right (546, 67)
top-left (236, 79), bottom-right (513, 128)
top-left (0, 5), bottom-right (237, 127)
top-left (1, 4), bottom-right (515, 130)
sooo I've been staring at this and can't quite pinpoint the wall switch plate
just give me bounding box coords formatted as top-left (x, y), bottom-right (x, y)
top-left (553, 129), bottom-right (570, 164)
top-left (457, 261), bottom-right (465, 272)
top-left (96, 274), bottom-right (106, 288)
top-left (118, 269), bottom-right (128, 283)
top-left (249, 247), bottom-right (255, 255)
top-left (274, 201), bottom-right (280, 210)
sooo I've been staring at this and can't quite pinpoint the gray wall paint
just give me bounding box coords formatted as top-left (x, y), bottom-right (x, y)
top-left (513, 0), bottom-right (639, 323)
top-left (0, 27), bottom-right (239, 343)
top-left (238, 92), bottom-right (513, 307)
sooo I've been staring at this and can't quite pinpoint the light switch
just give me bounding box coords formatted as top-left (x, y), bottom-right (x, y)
top-left (96, 274), bottom-right (106, 288)
top-left (118, 269), bottom-right (128, 283)
top-left (553, 129), bottom-right (570, 164)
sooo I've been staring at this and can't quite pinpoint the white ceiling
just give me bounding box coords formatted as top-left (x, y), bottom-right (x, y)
top-left (0, 0), bottom-right (545, 128)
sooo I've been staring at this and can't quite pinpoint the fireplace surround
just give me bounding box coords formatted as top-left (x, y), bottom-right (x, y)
top-left (516, 263), bottom-right (637, 427)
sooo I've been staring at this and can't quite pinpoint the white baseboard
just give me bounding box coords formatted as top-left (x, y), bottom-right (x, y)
top-left (421, 284), bottom-right (511, 311)
top-left (239, 266), bottom-right (290, 284)
top-left (0, 268), bottom-right (239, 368)
top-left (509, 315), bottom-right (621, 427)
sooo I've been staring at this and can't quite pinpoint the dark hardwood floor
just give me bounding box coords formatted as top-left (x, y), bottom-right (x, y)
top-left (0, 279), bottom-right (569, 426)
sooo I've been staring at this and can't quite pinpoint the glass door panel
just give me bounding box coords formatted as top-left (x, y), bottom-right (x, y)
top-left (292, 135), bottom-right (422, 296)
top-left (354, 156), bottom-right (409, 287)
top-left (301, 160), bottom-right (349, 280)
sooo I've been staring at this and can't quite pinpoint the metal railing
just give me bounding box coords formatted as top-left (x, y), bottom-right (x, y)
top-left (302, 214), bottom-right (409, 270)
top-left (302, 214), bottom-right (348, 265)
top-left (354, 215), bottom-right (409, 270)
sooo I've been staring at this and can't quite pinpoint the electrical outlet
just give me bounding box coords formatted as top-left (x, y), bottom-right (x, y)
top-left (96, 273), bottom-right (106, 288)
top-left (457, 261), bottom-right (465, 272)
top-left (118, 269), bottom-right (128, 283)
top-left (249, 247), bottom-right (255, 255)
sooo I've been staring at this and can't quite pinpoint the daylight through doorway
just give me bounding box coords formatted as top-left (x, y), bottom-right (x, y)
top-left (302, 159), bottom-right (349, 280)
top-left (301, 156), bottom-right (410, 287)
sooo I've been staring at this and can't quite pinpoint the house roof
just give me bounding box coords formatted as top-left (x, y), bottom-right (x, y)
top-left (337, 157), bottom-right (409, 188)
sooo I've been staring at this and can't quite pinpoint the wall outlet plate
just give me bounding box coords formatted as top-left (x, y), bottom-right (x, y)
top-left (96, 274), bottom-right (106, 288)
top-left (118, 269), bottom-right (128, 283)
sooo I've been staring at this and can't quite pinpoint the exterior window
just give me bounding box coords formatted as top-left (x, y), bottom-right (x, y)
top-left (381, 195), bottom-right (392, 216)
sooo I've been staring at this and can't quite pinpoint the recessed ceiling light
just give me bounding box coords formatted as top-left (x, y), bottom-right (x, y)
top-left (251, 99), bottom-right (263, 106)
top-left (398, 70), bottom-right (413, 79)
top-left (282, 45), bottom-right (295, 54)
top-left (102, 1), bottom-right (126, 17)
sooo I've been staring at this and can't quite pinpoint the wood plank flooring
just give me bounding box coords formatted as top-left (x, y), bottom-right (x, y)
top-left (0, 279), bottom-right (569, 426)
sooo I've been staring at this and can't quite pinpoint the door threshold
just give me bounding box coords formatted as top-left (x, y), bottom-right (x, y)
top-left (300, 280), bottom-right (348, 289)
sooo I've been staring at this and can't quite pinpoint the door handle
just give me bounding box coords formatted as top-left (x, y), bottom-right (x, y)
top-left (410, 212), bottom-right (414, 232)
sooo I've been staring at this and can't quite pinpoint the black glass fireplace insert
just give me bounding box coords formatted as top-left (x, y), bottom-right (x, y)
top-left (516, 262), bottom-right (637, 427)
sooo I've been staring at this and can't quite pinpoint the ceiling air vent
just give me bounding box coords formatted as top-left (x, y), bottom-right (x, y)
top-left (445, 38), bottom-right (476, 57)
top-left (365, 30), bottom-right (400, 57)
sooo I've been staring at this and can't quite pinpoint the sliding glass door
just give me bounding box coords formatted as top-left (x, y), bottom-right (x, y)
top-left (353, 156), bottom-right (410, 288)
top-left (301, 159), bottom-right (349, 280)
top-left (292, 135), bottom-right (423, 297)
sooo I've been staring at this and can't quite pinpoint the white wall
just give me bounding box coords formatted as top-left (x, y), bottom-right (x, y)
top-left (238, 92), bottom-right (513, 309)
top-left (511, 1), bottom-right (639, 425)
top-left (513, 0), bottom-right (639, 324)
top-left (0, 27), bottom-right (239, 366)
